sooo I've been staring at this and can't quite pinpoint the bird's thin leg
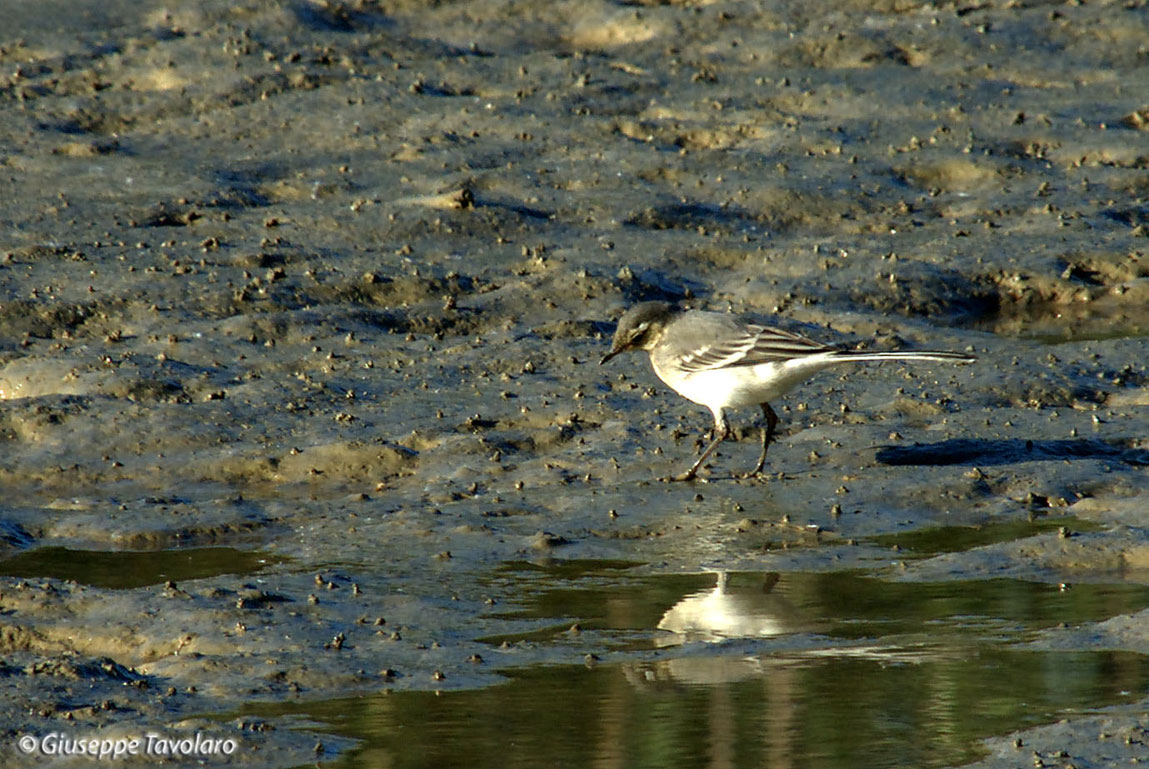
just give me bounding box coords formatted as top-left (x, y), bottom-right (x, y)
top-left (668, 412), bottom-right (729, 482)
top-left (742, 403), bottom-right (779, 478)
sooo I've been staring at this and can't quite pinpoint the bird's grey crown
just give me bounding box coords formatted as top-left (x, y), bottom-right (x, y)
top-left (610, 301), bottom-right (676, 351)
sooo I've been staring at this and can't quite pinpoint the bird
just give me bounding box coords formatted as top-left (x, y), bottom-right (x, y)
top-left (600, 301), bottom-right (976, 481)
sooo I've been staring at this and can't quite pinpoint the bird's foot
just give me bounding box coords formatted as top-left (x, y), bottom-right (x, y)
top-left (661, 471), bottom-right (706, 483)
top-left (737, 463), bottom-right (768, 480)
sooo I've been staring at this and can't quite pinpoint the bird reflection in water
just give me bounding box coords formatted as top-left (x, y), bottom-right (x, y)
top-left (655, 572), bottom-right (804, 645)
top-left (633, 572), bottom-right (928, 688)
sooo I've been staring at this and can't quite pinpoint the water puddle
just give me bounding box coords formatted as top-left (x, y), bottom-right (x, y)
top-left (868, 516), bottom-right (1103, 556)
top-left (972, 301), bottom-right (1149, 343)
top-left (238, 566), bottom-right (1149, 769)
top-left (246, 649), bottom-right (1146, 769)
top-left (0, 546), bottom-right (282, 589)
top-left (483, 567), bottom-right (1149, 646)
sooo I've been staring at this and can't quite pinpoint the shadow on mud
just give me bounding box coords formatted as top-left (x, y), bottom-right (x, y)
top-left (876, 438), bottom-right (1149, 467)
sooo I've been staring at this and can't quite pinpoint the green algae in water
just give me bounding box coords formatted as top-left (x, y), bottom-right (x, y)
top-left (0, 546), bottom-right (282, 589)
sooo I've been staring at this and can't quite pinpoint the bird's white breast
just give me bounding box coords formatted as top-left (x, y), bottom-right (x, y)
top-left (651, 354), bottom-right (842, 412)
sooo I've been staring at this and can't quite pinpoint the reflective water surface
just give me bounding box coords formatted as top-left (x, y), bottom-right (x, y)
top-left (241, 566), bottom-right (1149, 769)
top-left (867, 516), bottom-right (1103, 555)
top-left (972, 299), bottom-right (1149, 343)
top-left (251, 649), bottom-right (1146, 769)
top-left (0, 546), bottom-right (282, 589)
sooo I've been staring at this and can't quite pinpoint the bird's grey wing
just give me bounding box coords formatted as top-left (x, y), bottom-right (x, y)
top-left (678, 323), bottom-right (836, 372)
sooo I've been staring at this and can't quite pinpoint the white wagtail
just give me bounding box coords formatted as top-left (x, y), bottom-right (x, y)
top-left (600, 301), bottom-right (976, 481)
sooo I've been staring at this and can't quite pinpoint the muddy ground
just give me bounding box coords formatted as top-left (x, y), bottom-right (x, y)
top-left (1, 0), bottom-right (1148, 766)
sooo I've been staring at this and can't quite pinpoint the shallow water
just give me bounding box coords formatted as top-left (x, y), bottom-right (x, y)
top-left (485, 567), bottom-right (1149, 646)
top-left (240, 568), bottom-right (1149, 768)
top-left (868, 516), bottom-right (1103, 556)
top-left (973, 302), bottom-right (1149, 344)
top-left (248, 649), bottom-right (1148, 769)
top-left (0, 546), bottom-right (281, 589)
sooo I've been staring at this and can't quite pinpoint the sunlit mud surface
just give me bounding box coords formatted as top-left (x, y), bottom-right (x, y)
top-left (2, 0), bottom-right (1149, 766)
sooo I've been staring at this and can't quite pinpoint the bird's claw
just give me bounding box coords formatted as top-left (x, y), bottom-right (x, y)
top-left (662, 472), bottom-right (705, 483)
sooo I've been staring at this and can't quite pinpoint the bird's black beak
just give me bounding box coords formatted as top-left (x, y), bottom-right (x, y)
top-left (600, 348), bottom-right (621, 365)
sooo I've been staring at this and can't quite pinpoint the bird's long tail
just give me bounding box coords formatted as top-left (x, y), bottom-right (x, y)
top-left (830, 350), bottom-right (976, 364)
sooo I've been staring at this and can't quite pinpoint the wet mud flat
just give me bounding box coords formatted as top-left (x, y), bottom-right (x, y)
top-left (1, 0), bottom-right (1148, 766)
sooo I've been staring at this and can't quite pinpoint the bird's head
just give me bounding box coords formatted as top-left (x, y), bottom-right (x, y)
top-left (600, 302), bottom-right (675, 365)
